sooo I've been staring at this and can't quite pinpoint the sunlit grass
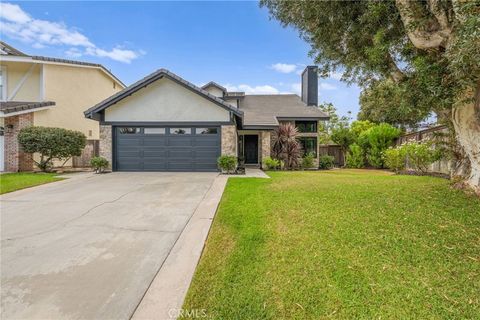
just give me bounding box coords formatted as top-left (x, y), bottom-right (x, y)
top-left (0, 173), bottom-right (63, 194)
top-left (182, 170), bottom-right (480, 319)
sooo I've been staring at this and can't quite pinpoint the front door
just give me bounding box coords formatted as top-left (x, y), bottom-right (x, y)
top-left (244, 135), bottom-right (258, 164)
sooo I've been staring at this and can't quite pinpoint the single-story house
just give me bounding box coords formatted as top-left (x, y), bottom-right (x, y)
top-left (84, 66), bottom-right (329, 171)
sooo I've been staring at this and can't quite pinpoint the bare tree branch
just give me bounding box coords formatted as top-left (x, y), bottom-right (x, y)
top-left (386, 53), bottom-right (406, 82)
top-left (395, 0), bottom-right (451, 50)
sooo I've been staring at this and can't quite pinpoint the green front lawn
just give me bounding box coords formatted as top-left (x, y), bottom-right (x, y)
top-left (0, 173), bottom-right (64, 194)
top-left (182, 170), bottom-right (480, 319)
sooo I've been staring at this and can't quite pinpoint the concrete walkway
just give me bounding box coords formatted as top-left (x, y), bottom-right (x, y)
top-left (132, 170), bottom-right (269, 320)
top-left (132, 175), bottom-right (229, 320)
top-left (1, 172), bottom-right (219, 320)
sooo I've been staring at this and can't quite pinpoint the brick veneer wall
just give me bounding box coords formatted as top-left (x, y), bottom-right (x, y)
top-left (221, 125), bottom-right (237, 156)
top-left (4, 113), bottom-right (34, 172)
top-left (99, 125), bottom-right (113, 169)
top-left (260, 131), bottom-right (271, 168)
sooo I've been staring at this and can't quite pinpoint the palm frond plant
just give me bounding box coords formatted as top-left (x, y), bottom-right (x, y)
top-left (272, 123), bottom-right (303, 169)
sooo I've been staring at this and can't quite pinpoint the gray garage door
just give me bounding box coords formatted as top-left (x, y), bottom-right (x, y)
top-left (114, 126), bottom-right (221, 171)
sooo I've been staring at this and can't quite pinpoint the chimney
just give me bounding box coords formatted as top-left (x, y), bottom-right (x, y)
top-left (301, 66), bottom-right (318, 106)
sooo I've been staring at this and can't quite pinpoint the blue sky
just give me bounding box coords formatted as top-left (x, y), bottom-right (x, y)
top-left (0, 1), bottom-right (361, 118)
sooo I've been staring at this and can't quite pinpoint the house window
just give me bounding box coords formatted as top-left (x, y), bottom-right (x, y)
top-left (0, 66), bottom-right (6, 101)
top-left (119, 127), bottom-right (140, 134)
top-left (170, 128), bottom-right (191, 135)
top-left (144, 128), bottom-right (166, 134)
top-left (195, 127), bottom-right (218, 134)
top-left (298, 137), bottom-right (317, 157)
top-left (296, 121), bottom-right (317, 133)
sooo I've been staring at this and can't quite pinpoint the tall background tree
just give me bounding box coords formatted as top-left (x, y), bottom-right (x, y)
top-left (261, 0), bottom-right (480, 190)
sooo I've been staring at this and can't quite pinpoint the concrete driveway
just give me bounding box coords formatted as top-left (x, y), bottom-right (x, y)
top-left (1, 172), bottom-right (219, 320)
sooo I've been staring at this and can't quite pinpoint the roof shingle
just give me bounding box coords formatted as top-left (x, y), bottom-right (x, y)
top-left (238, 94), bottom-right (329, 127)
top-left (0, 101), bottom-right (56, 114)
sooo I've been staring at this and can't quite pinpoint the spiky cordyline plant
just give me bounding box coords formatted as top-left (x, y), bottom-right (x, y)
top-left (272, 123), bottom-right (303, 169)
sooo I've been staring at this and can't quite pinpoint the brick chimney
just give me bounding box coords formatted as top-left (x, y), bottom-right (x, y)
top-left (301, 66), bottom-right (318, 106)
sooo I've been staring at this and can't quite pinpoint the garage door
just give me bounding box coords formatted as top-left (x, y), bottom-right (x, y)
top-left (114, 126), bottom-right (221, 171)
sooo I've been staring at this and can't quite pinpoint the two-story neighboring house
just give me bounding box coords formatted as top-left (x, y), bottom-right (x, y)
top-left (0, 41), bottom-right (124, 172)
top-left (84, 66), bottom-right (329, 171)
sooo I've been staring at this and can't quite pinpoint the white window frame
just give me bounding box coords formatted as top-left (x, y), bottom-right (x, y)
top-left (0, 66), bottom-right (7, 101)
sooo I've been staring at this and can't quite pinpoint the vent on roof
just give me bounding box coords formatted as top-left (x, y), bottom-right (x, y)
top-left (301, 66), bottom-right (318, 106)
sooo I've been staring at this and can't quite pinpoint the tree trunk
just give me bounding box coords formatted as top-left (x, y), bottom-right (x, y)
top-left (451, 83), bottom-right (480, 191)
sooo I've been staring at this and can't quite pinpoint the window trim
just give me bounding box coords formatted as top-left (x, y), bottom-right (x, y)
top-left (0, 66), bottom-right (7, 102)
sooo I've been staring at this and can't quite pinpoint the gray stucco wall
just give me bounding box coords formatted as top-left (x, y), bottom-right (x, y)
top-left (104, 77), bottom-right (230, 122)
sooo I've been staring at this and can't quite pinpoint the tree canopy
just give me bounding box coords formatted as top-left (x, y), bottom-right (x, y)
top-left (261, 0), bottom-right (480, 189)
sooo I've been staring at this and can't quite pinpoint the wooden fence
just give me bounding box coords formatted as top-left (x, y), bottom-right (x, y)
top-left (396, 125), bottom-right (451, 175)
top-left (72, 140), bottom-right (99, 168)
top-left (319, 145), bottom-right (345, 167)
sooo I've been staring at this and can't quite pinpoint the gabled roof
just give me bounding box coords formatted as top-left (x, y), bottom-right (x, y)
top-left (0, 41), bottom-right (27, 56)
top-left (201, 81), bottom-right (226, 93)
top-left (0, 41), bottom-right (125, 88)
top-left (239, 94), bottom-right (329, 127)
top-left (84, 69), bottom-right (243, 119)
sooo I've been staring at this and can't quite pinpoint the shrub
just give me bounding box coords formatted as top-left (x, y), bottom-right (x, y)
top-left (345, 143), bottom-right (365, 168)
top-left (263, 157), bottom-right (281, 170)
top-left (331, 126), bottom-right (355, 152)
top-left (217, 155), bottom-right (237, 173)
top-left (272, 123), bottom-right (302, 169)
top-left (403, 141), bottom-right (442, 173)
top-left (383, 147), bottom-right (406, 173)
top-left (18, 126), bottom-right (86, 172)
top-left (302, 153), bottom-right (315, 169)
top-left (358, 123), bottom-right (401, 168)
top-left (350, 120), bottom-right (375, 139)
top-left (90, 156), bottom-right (109, 173)
top-left (318, 155), bottom-right (335, 170)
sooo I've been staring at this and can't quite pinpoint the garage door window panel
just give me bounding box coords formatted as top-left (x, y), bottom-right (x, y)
top-left (195, 128), bottom-right (218, 134)
top-left (119, 127), bottom-right (141, 134)
top-left (144, 128), bottom-right (166, 134)
top-left (170, 128), bottom-right (191, 135)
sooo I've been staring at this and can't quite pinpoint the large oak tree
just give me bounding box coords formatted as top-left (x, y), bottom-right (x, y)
top-left (261, 0), bottom-right (480, 190)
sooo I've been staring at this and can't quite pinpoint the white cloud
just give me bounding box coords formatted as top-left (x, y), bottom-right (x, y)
top-left (320, 83), bottom-right (337, 90)
top-left (65, 47), bottom-right (82, 58)
top-left (85, 47), bottom-right (141, 64)
top-left (225, 84), bottom-right (280, 95)
top-left (0, 3), bottom-right (31, 23)
top-left (0, 2), bottom-right (143, 63)
top-left (271, 63), bottom-right (298, 74)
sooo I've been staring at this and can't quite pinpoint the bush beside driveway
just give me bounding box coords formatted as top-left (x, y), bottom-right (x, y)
top-left (182, 170), bottom-right (480, 319)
